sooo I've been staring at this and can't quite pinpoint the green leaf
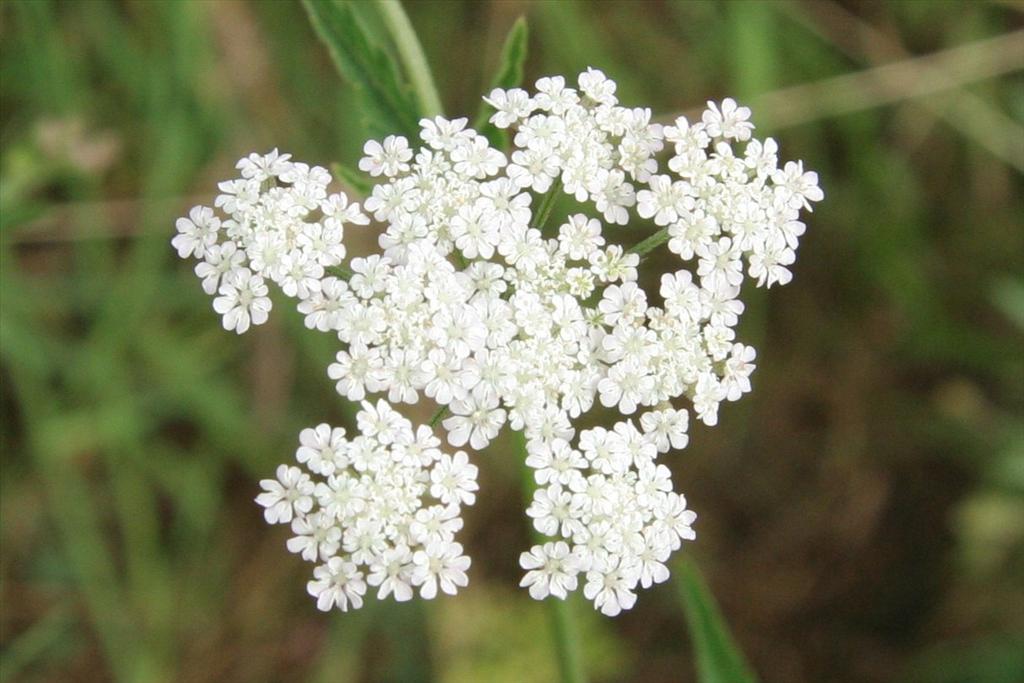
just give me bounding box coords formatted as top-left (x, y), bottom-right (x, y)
top-left (675, 557), bottom-right (758, 683)
top-left (331, 161), bottom-right (372, 196)
top-left (302, 0), bottom-right (420, 138)
top-left (373, 0), bottom-right (443, 118)
top-left (474, 16), bottom-right (529, 148)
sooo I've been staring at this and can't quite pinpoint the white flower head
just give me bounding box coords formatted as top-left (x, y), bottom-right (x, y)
top-left (179, 67), bottom-right (821, 617)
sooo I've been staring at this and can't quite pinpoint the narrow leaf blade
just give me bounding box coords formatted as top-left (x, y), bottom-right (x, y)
top-left (302, 0), bottom-right (420, 138)
top-left (676, 557), bottom-right (759, 683)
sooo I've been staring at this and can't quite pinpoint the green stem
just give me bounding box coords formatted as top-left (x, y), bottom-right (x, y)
top-left (374, 0), bottom-right (444, 118)
top-left (326, 264), bottom-right (354, 280)
top-left (429, 405), bottom-right (448, 428)
top-left (548, 600), bottom-right (585, 683)
top-left (531, 178), bottom-right (563, 232)
top-left (513, 430), bottom-right (587, 683)
top-left (627, 226), bottom-right (670, 257)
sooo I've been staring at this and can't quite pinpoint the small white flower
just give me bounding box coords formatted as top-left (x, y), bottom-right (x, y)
top-left (451, 135), bottom-right (506, 179)
top-left (367, 545), bottom-right (416, 601)
top-left (328, 345), bottom-right (384, 401)
top-left (255, 464), bottom-right (314, 524)
top-left (287, 511), bottom-right (341, 561)
top-left (357, 399), bottom-right (408, 445)
top-left (236, 148), bottom-right (292, 181)
top-left (722, 343), bottom-right (756, 401)
top-left (637, 175), bottom-right (694, 227)
top-left (634, 528), bottom-right (672, 589)
top-left (640, 408), bottom-right (689, 452)
top-left (583, 554), bottom-right (639, 616)
top-left (307, 558), bottom-right (367, 611)
top-left (519, 542), bottom-right (581, 599)
top-left (430, 451), bottom-right (479, 506)
top-left (598, 282), bottom-right (648, 326)
top-left (420, 116), bottom-right (472, 150)
top-left (278, 251), bottom-right (324, 300)
top-left (557, 214), bottom-right (605, 261)
top-left (485, 87), bottom-right (534, 128)
top-left (296, 423), bottom-right (348, 475)
top-left (578, 67), bottom-right (617, 105)
top-left (772, 160), bottom-right (824, 211)
top-left (749, 235), bottom-right (796, 288)
top-left (534, 75), bottom-right (579, 113)
top-left (412, 541), bottom-right (471, 599)
top-left (692, 374), bottom-right (726, 426)
top-left (525, 439), bottom-right (587, 486)
top-left (321, 192), bottom-right (369, 228)
top-left (527, 484), bottom-right (582, 538)
top-left (598, 360), bottom-right (654, 415)
top-left (443, 389), bottom-right (507, 450)
top-left (655, 492), bottom-right (697, 549)
top-left (172, 205), bottom-right (220, 259)
top-left (450, 202), bottom-right (499, 259)
top-left (702, 98), bottom-right (754, 141)
top-left (696, 237), bottom-right (744, 290)
top-left (193, 240), bottom-right (244, 295)
top-left (212, 268), bottom-right (271, 334)
top-left (667, 209), bottom-right (718, 261)
top-left (409, 504), bottom-right (464, 546)
top-left (359, 135), bottom-right (413, 177)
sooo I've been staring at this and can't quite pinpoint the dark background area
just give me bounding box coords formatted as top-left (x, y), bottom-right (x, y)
top-left (1, 1), bottom-right (1022, 681)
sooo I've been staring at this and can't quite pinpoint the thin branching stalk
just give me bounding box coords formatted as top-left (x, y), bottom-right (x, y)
top-left (531, 178), bottom-right (564, 232)
top-left (627, 227), bottom-right (670, 257)
top-left (429, 406), bottom-right (448, 428)
top-left (326, 264), bottom-right (354, 280)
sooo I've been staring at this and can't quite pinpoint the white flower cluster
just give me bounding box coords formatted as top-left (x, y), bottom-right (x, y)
top-left (487, 70), bottom-right (823, 290)
top-left (256, 400), bottom-right (477, 611)
top-left (171, 149), bottom-right (368, 334)
top-left (174, 67), bottom-right (822, 615)
top-left (521, 411), bottom-right (696, 616)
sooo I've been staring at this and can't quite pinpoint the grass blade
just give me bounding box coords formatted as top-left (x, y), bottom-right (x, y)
top-left (675, 557), bottom-right (758, 683)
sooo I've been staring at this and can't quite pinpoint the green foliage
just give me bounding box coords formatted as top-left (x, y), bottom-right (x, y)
top-left (374, 0), bottom-right (444, 118)
top-left (331, 161), bottom-right (373, 197)
top-left (302, 0), bottom-right (421, 138)
top-left (676, 558), bottom-right (758, 683)
top-left (474, 17), bottom-right (529, 148)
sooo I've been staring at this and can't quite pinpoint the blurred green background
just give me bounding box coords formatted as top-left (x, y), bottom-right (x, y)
top-left (1, 1), bottom-right (1023, 681)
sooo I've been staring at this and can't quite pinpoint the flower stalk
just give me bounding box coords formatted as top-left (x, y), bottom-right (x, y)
top-left (627, 226), bottom-right (670, 257)
top-left (531, 177), bottom-right (564, 231)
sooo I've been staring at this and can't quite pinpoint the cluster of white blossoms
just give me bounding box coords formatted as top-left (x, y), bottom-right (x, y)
top-left (256, 400), bottom-right (477, 611)
top-left (171, 148), bottom-right (369, 334)
top-left (174, 68), bottom-right (821, 616)
top-left (521, 411), bottom-right (696, 616)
